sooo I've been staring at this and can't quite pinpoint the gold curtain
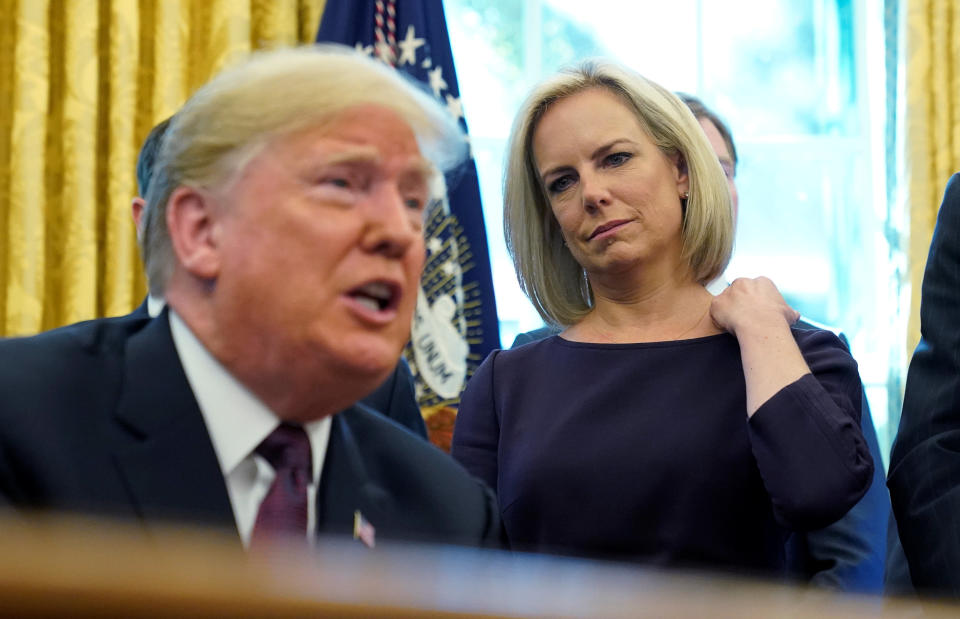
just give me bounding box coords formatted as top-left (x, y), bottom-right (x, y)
top-left (0, 0), bottom-right (325, 337)
top-left (904, 0), bottom-right (960, 353)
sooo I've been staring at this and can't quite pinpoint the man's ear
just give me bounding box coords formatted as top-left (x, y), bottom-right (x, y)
top-left (165, 186), bottom-right (221, 281)
top-left (131, 197), bottom-right (146, 239)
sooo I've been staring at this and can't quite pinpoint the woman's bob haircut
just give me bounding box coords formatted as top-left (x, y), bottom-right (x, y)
top-left (503, 60), bottom-right (733, 327)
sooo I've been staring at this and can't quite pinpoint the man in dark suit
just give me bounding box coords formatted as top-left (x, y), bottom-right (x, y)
top-left (130, 116), bottom-right (427, 439)
top-left (0, 46), bottom-right (496, 549)
top-left (510, 95), bottom-right (891, 593)
top-left (888, 173), bottom-right (960, 596)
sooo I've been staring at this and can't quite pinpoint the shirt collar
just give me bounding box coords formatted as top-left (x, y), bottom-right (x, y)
top-left (168, 310), bottom-right (330, 482)
top-left (146, 295), bottom-right (166, 318)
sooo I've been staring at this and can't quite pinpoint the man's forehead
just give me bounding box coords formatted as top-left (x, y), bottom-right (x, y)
top-left (320, 145), bottom-right (433, 178)
top-left (300, 106), bottom-right (430, 166)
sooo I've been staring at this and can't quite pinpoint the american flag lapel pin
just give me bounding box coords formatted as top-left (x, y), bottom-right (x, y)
top-left (353, 510), bottom-right (376, 548)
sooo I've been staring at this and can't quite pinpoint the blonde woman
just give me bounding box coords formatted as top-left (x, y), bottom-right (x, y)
top-left (451, 61), bottom-right (872, 574)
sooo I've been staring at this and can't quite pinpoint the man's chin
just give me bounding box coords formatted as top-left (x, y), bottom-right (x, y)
top-left (331, 341), bottom-right (403, 381)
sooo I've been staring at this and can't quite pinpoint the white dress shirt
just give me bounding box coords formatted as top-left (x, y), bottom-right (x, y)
top-left (169, 310), bottom-right (331, 548)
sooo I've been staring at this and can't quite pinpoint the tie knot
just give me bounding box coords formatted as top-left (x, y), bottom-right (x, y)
top-left (256, 423), bottom-right (312, 481)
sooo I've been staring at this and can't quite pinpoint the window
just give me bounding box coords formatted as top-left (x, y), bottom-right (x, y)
top-left (446, 0), bottom-right (897, 459)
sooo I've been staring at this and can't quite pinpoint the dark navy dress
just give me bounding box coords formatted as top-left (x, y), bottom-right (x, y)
top-left (451, 329), bottom-right (873, 575)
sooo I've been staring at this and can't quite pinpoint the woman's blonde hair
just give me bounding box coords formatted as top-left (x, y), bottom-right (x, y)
top-left (504, 60), bottom-right (733, 327)
top-left (142, 44), bottom-right (465, 295)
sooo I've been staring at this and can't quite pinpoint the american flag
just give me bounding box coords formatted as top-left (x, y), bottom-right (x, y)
top-left (317, 0), bottom-right (501, 449)
top-left (353, 510), bottom-right (376, 549)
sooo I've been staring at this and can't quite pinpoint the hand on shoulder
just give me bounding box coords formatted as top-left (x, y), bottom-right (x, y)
top-left (710, 276), bottom-right (800, 337)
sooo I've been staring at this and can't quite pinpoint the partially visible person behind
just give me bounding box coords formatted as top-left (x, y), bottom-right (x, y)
top-left (675, 95), bottom-right (737, 226)
top-left (888, 173), bottom-right (960, 597)
top-left (128, 116), bottom-right (427, 439)
top-left (453, 60), bottom-right (873, 577)
top-left (0, 44), bottom-right (496, 549)
top-left (130, 116), bottom-right (172, 318)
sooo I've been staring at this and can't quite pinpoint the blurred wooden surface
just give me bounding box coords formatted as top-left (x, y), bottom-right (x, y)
top-left (0, 513), bottom-right (953, 617)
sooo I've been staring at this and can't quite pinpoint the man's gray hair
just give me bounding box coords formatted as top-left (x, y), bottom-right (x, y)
top-left (141, 44), bottom-right (466, 295)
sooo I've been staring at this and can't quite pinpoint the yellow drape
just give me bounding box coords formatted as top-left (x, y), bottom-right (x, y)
top-left (0, 0), bottom-right (325, 337)
top-left (904, 0), bottom-right (960, 353)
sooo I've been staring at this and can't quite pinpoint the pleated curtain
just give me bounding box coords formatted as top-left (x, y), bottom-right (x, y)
top-left (903, 0), bottom-right (960, 353)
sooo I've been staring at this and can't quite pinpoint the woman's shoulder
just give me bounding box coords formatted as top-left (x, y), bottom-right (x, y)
top-left (509, 325), bottom-right (560, 348)
top-left (792, 317), bottom-right (850, 348)
top-left (791, 319), bottom-right (849, 351)
top-left (463, 337), bottom-right (568, 403)
top-left (789, 320), bottom-right (858, 375)
top-left (474, 335), bottom-right (603, 386)
top-left (488, 334), bottom-right (564, 365)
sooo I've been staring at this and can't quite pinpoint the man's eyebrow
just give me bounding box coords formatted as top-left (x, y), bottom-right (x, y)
top-left (320, 146), bottom-right (380, 166)
top-left (318, 148), bottom-right (433, 180)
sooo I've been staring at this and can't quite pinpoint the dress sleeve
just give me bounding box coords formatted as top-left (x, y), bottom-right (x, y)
top-left (797, 393), bottom-right (888, 592)
top-left (747, 329), bottom-right (874, 531)
top-left (451, 350), bottom-right (501, 492)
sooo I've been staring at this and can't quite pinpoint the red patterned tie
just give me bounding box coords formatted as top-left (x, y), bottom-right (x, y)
top-left (250, 423), bottom-right (312, 548)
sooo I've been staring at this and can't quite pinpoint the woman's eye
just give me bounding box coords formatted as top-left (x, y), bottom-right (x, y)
top-left (548, 175), bottom-right (575, 194)
top-left (604, 152), bottom-right (631, 167)
top-left (404, 197), bottom-right (424, 211)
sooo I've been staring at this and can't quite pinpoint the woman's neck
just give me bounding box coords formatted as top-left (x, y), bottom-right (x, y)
top-left (564, 268), bottom-right (721, 344)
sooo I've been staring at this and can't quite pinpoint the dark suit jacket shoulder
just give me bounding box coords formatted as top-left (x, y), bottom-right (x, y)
top-left (323, 404), bottom-right (497, 546)
top-left (0, 313), bottom-right (497, 547)
top-left (888, 172), bottom-right (960, 596)
top-left (361, 358), bottom-right (427, 439)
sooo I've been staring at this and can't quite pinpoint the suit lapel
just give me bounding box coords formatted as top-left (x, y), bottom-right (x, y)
top-left (111, 311), bottom-right (238, 537)
top-left (317, 407), bottom-right (391, 537)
